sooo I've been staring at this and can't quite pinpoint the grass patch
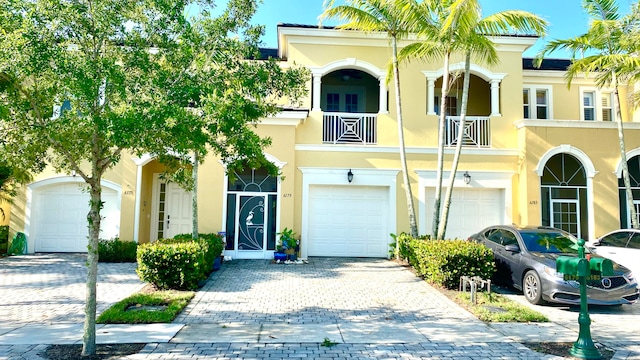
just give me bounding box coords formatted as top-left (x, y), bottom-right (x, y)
top-left (97, 288), bottom-right (194, 324)
top-left (452, 291), bottom-right (548, 322)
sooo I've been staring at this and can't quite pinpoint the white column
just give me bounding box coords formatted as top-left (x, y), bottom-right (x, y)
top-left (133, 164), bottom-right (143, 243)
top-left (490, 79), bottom-right (501, 117)
top-left (378, 78), bottom-right (388, 114)
top-left (427, 77), bottom-right (436, 115)
top-left (312, 74), bottom-right (322, 112)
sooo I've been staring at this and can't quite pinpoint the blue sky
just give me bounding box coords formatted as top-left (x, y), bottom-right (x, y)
top-left (202, 0), bottom-right (636, 58)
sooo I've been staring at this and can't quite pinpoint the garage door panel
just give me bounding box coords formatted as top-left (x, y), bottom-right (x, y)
top-left (308, 185), bottom-right (389, 258)
top-left (33, 183), bottom-right (120, 253)
top-left (426, 188), bottom-right (503, 240)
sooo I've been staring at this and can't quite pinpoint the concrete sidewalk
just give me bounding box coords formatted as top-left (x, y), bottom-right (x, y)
top-left (1, 255), bottom-right (639, 359)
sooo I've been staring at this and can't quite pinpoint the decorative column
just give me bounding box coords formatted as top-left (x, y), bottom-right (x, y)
top-left (312, 73), bottom-right (322, 112)
top-left (490, 79), bottom-right (501, 117)
top-left (427, 77), bottom-right (436, 115)
top-left (378, 77), bottom-right (388, 114)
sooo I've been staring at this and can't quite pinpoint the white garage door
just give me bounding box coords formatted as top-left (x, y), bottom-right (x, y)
top-left (308, 185), bottom-right (389, 258)
top-left (32, 183), bottom-right (120, 252)
top-left (426, 188), bottom-right (503, 240)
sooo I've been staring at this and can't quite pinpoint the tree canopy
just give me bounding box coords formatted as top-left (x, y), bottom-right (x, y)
top-left (0, 0), bottom-right (308, 354)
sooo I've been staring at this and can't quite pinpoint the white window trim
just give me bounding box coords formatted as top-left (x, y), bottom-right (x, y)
top-left (579, 87), bottom-right (615, 122)
top-left (523, 85), bottom-right (553, 120)
top-left (322, 85), bottom-right (366, 113)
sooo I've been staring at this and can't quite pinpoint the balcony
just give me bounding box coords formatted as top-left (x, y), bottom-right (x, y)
top-left (323, 112), bottom-right (377, 145)
top-left (446, 116), bottom-right (490, 148)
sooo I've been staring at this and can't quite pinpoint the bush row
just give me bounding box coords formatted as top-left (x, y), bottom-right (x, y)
top-left (396, 233), bottom-right (495, 289)
top-left (0, 225), bottom-right (8, 254)
top-left (98, 238), bottom-right (137, 262)
top-left (136, 233), bottom-right (224, 291)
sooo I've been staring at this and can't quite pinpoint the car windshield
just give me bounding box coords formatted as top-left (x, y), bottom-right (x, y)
top-left (520, 231), bottom-right (583, 254)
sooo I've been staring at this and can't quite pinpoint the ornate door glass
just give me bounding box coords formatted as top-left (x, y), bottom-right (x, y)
top-left (225, 167), bottom-right (277, 253)
top-left (237, 195), bottom-right (266, 251)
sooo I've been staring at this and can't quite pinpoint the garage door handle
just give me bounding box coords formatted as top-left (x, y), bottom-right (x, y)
top-left (167, 215), bottom-right (170, 229)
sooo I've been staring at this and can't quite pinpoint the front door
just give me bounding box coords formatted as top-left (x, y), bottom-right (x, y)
top-left (225, 167), bottom-right (278, 259)
top-left (152, 175), bottom-right (192, 241)
top-left (236, 194), bottom-right (268, 256)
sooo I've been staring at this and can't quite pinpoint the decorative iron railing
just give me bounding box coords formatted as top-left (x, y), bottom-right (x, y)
top-left (445, 116), bottom-right (491, 148)
top-left (323, 112), bottom-right (377, 145)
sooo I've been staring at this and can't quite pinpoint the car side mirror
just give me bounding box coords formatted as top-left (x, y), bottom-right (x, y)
top-left (504, 244), bottom-right (520, 253)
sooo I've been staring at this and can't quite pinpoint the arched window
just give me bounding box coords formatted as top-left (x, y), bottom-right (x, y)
top-left (541, 154), bottom-right (588, 239)
top-left (618, 155), bottom-right (640, 228)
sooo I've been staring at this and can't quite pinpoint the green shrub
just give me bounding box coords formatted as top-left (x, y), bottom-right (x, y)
top-left (136, 233), bottom-right (224, 290)
top-left (98, 238), bottom-right (137, 262)
top-left (137, 241), bottom-right (206, 290)
top-left (397, 234), bottom-right (495, 289)
top-left (0, 225), bottom-right (8, 254)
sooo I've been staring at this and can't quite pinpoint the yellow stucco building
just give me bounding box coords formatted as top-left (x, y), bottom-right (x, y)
top-left (7, 24), bottom-right (640, 259)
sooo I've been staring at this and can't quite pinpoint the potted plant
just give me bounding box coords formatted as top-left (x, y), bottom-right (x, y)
top-left (277, 227), bottom-right (299, 261)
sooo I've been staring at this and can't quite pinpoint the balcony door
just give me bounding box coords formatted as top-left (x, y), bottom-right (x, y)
top-left (322, 85), bottom-right (365, 113)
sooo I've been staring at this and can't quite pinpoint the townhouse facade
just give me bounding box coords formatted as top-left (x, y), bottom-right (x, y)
top-left (5, 24), bottom-right (640, 259)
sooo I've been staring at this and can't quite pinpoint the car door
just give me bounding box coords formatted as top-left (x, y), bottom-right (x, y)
top-left (594, 231), bottom-right (631, 267)
top-left (485, 228), bottom-right (520, 286)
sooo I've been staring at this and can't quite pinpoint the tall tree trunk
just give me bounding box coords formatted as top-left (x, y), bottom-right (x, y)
top-left (391, 36), bottom-right (418, 243)
top-left (432, 52), bottom-right (451, 239)
top-left (82, 178), bottom-right (101, 356)
top-left (613, 73), bottom-right (638, 229)
top-left (438, 51), bottom-right (471, 240)
top-left (192, 152), bottom-right (199, 239)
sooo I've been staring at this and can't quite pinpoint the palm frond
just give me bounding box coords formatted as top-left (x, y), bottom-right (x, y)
top-left (583, 0), bottom-right (619, 21)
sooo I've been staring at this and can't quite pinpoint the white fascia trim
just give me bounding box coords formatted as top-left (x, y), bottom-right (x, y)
top-left (514, 119), bottom-right (640, 130)
top-left (298, 167), bottom-right (399, 259)
top-left (260, 110), bottom-right (309, 127)
top-left (415, 170), bottom-right (514, 235)
top-left (295, 144), bottom-right (520, 156)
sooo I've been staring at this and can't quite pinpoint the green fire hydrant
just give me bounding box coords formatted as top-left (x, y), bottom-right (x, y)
top-left (556, 239), bottom-right (613, 360)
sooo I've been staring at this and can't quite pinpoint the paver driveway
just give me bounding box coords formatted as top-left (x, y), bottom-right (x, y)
top-left (0, 253), bottom-right (144, 326)
top-left (176, 258), bottom-right (477, 326)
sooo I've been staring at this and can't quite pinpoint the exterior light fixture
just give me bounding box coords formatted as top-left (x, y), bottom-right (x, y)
top-left (463, 171), bottom-right (471, 185)
top-left (347, 169), bottom-right (354, 183)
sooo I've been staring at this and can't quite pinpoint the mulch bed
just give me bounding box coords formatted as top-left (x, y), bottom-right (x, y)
top-left (522, 342), bottom-right (615, 359)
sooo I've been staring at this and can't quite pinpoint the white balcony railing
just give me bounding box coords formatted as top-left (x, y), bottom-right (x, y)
top-left (446, 116), bottom-right (491, 148)
top-left (323, 112), bottom-right (377, 145)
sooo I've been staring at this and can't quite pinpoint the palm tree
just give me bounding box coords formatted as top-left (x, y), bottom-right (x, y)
top-left (398, 0), bottom-right (461, 239)
top-left (321, 0), bottom-right (419, 238)
top-left (536, 0), bottom-right (639, 229)
top-left (435, 0), bottom-right (547, 239)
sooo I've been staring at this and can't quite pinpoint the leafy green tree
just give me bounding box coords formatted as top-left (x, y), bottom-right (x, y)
top-left (321, 0), bottom-right (419, 239)
top-left (536, 0), bottom-right (640, 229)
top-left (0, 0), bottom-right (307, 355)
top-left (435, 0), bottom-right (547, 239)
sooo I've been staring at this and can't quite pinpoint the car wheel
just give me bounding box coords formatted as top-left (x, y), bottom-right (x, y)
top-left (523, 270), bottom-right (544, 305)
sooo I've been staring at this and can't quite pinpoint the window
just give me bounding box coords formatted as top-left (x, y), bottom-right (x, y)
top-left (628, 233), bottom-right (640, 249)
top-left (535, 89), bottom-right (548, 119)
top-left (434, 96), bottom-right (458, 116)
top-left (580, 88), bottom-right (615, 121)
top-left (345, 93), bottom-right (358, 113)
top-left (326, 93), bottom-right (340, 112)
top-left (599, 232), bottom-right (630, 247)
top-left (523, 89), bottom-right (530, 118)
top-left (601, 92), bottom-right (613, 121)
top-left (583, 91), bottom-right (595, 120)
top-left (523, 85), bottom-right (552, 120)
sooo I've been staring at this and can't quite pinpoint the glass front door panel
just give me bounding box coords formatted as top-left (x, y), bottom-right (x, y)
top-left (237, 195), bottom-right (266, 251)
top-left (552, 201), bottom-right (579, 238)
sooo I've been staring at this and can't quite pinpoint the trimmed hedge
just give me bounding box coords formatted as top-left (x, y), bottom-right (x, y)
top-left (0, 225), bottom-right (8, 254)
top-left (136, 233), bottom-right (224, 290)
top-left (397, 233), bottom-right (495, 289)
top-left (98, 238), bottom-right (137, 262)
